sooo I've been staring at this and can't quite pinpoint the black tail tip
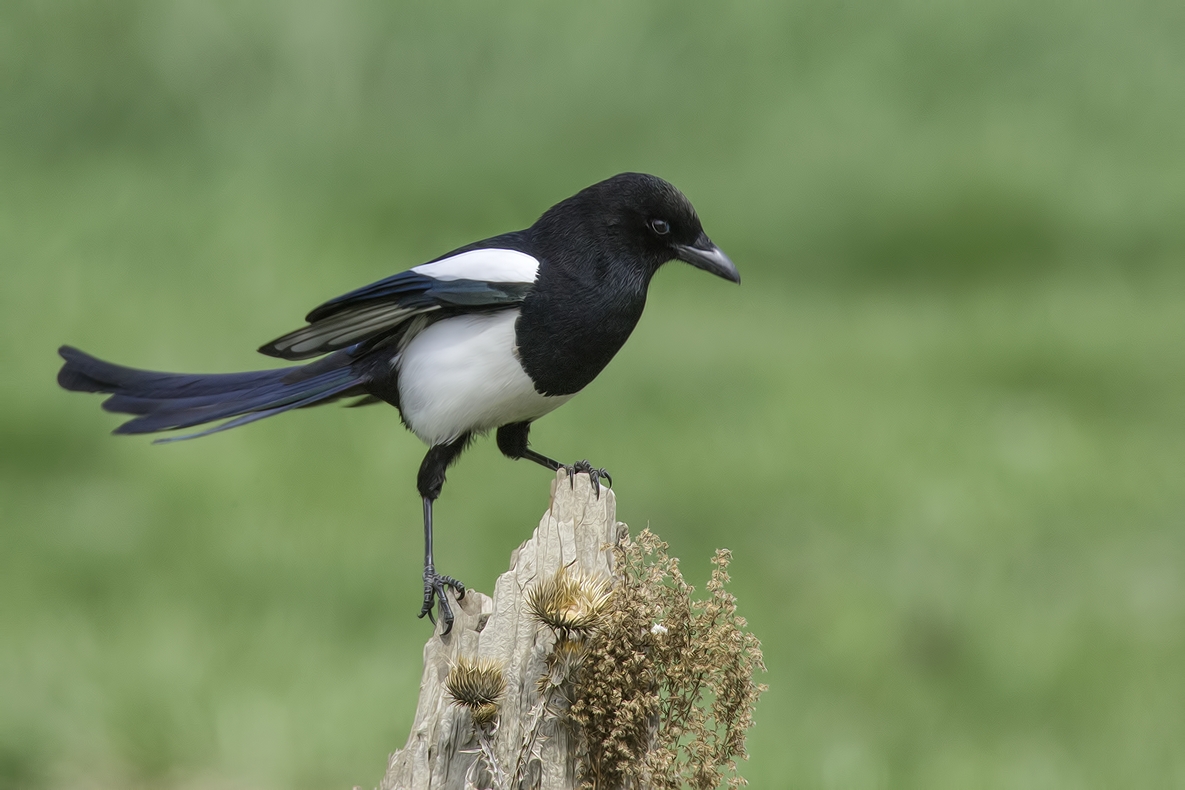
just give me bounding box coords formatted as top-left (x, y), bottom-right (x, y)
top-left (57, 345), bottom-right (104, 393)
top-left (257, 341), bottom-right (285, 359)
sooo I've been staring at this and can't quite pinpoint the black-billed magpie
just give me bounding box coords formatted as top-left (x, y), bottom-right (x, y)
top-left (57, 172), bottom-right (739, 632)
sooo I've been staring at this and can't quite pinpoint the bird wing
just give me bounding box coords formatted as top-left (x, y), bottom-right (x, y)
top-left (258, 247), bottom-right (539, 360)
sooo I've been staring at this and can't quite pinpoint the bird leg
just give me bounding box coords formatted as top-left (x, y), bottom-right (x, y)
top-left (416, 436), bottom-right (472, 635)
top-left (419, 496), bottom-right (466, 632)
top-left (496, 422), bottom-right (612, 496)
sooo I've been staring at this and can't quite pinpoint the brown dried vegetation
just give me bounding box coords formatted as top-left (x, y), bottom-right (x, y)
top-left (567, 529), bottom-right (766, 790)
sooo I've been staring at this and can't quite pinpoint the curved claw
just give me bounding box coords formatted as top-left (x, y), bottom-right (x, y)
top-left (419, 568), bottom-right (467, 635)
top-left (565, 459), bottom-right (612, 499)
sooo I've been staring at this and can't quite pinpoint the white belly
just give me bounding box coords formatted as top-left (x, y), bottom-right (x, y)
top-left (396, 309), bottom-right (573, 445)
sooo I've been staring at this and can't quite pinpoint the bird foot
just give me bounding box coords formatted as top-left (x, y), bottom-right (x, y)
top-left (418, 566), bottom-right (466, 635)
top-left (564, 459), bottom-right (612, 498)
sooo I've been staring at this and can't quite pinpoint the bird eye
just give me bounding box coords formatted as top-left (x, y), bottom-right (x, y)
top-left (649, 219), bottom-right (670, 236)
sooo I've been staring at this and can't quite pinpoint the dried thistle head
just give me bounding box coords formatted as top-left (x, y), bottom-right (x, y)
top-left (471, 702), bottom-right (500, 728)
top-left (538, 635), bottom-right (595, 695)
top-left (527, 566), bottom-right (614, 637)
top-left (446, 657), bottom-right (506, 724)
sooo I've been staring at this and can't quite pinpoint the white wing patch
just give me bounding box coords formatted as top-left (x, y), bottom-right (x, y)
top-left (412, 248), bottom-right (539, 283)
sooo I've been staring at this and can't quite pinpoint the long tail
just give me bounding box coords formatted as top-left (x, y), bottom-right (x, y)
top-left (57, 345), bottom-right (369, 442)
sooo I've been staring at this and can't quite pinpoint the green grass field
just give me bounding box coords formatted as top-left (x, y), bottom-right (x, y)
top-left (3, 2), bottom-right (1184, 788)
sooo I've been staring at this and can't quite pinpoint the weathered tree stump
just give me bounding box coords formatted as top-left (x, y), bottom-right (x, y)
top-left (380, 469), bottom-right (623, 790)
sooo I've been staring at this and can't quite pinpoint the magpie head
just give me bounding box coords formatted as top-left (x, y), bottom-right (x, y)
top-left (538, 172), bottom-right (740, 284)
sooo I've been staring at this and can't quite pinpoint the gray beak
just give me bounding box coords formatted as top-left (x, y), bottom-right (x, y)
top-left (673, 234), bottom-right (740, 284)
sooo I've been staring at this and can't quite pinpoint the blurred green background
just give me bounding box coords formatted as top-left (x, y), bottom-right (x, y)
top-left (2, 1), bottom-right (1184, 788)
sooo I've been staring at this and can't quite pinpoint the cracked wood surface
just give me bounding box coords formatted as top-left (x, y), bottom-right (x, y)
top-left (379, 470), bottom-right (624, 790)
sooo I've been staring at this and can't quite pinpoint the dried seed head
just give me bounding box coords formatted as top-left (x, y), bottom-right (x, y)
top-left (446, 657), bottom-right (506, 716)
top-left (526, 566), bottom-right (614, 637)
top-left (472, 702), bottom-right (500, 727)
top-left (538, 637), bottom-right (593, 695)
